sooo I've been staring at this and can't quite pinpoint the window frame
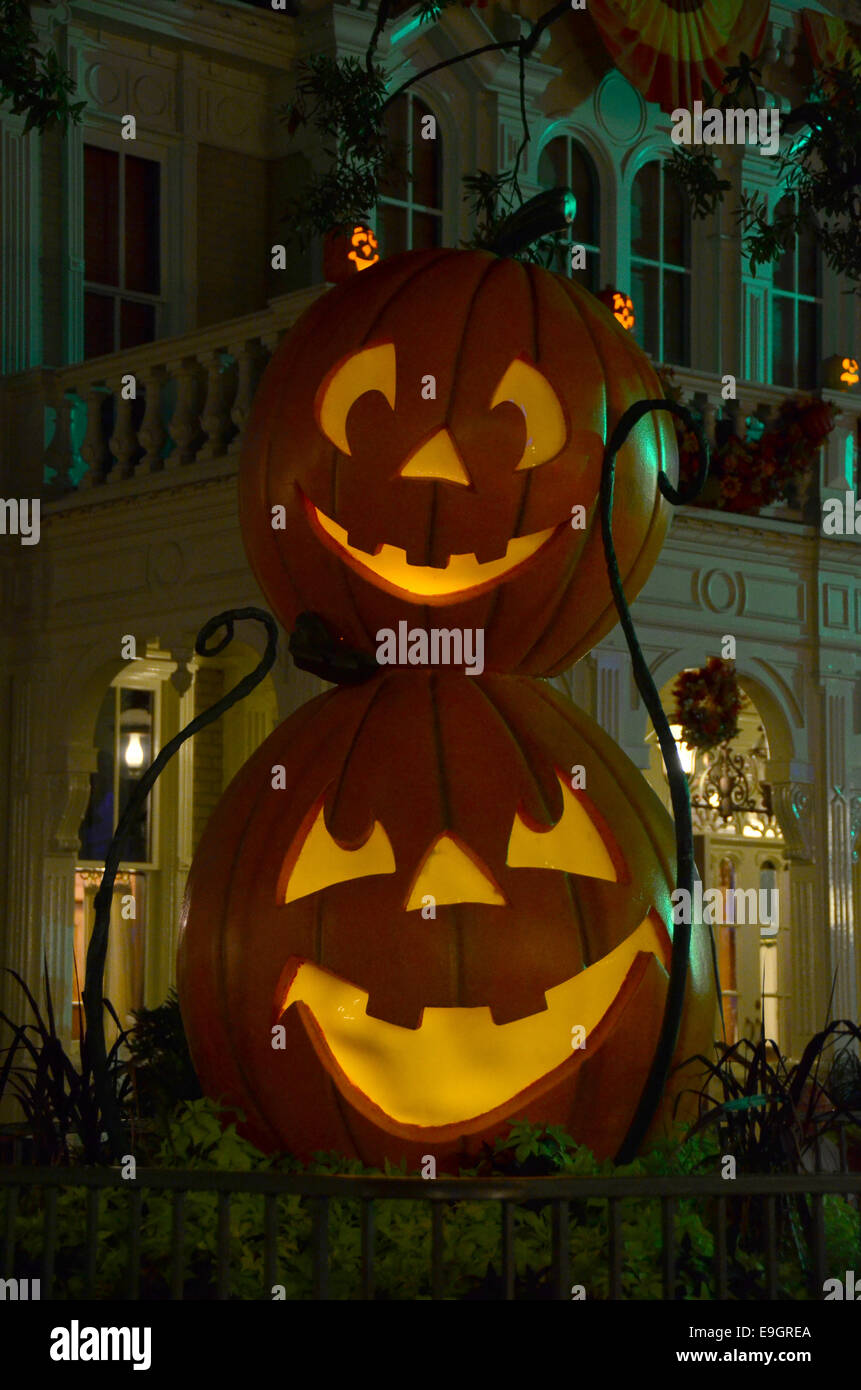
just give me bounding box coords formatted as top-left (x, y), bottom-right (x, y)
top-left (768, 191), bottom-right (823, 390)
top-left (629, 157), bottom-right (692, 365)
top-left (536, 131), bottom-right (602, 290)
top-left (376, 90), bottom-right (444, 256)
top-left (76, 672), bottom-right (163, 874)
top-left (82, 132), bottom-right (168, 358)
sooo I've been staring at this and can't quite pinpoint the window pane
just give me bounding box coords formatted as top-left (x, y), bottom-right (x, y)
top-left (380, 96), bottom-right (408, 199)
top-left (118, 688), bottom-right (154, 862)
top-left (79, 690), bottom-right (116, 860)
top-left (568, 142), bottom-right (598, 247)
top-left (631, 162), bottom-right (660, 260)
top-left (412, 210), bottom-right (442, 251)
top-left (84, 145), bottom-right (120, 287)
top-left (380, 202), bottom-right (408, 256)
top-left (411, 98), bottom-right (441, 208)
top-left (771, 294), bottom-right (795, 386)
top-left (630, 263), bottom-right (659, 357)
top-left (120, 299), bottom-right (156, 350)
top-left (125, 156), bottom-right (161, 293)
top-left (797, 217), bottom-right (820, 296)
top-left (663, 173), bottom-right (690, 268)
top-left (84, 292), bottom-right (115, 359)
top-left (663, 270), bottom-right (690, 366)
top-left (772, 197), bottom-right (795, 291)
top-left (538, 135), bottom-right (567, 190)
top-left (797, 299), bottom-right (821, 389)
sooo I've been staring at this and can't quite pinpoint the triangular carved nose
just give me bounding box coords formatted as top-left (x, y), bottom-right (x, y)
top-left (398, 429), bottom-right (472, 486)
top-left (405, 833), bottom-right (506, 910)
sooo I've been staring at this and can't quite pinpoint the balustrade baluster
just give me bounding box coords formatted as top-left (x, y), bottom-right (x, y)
top-left (198, 351), bottom-right (237, 462)
top-left (138, 366), bottom-right (168, 472)
top-left (109, 383), bottom-right (140, 480)
top-left (228, 339), bottom-right (269, 455)
top-left (166, 358), bottom-right (205, 468)
top-left (78, 383), bottom-right (112, 487)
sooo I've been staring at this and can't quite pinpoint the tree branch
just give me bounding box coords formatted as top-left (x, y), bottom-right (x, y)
top-left (366, 0), bottom-right (393, 72)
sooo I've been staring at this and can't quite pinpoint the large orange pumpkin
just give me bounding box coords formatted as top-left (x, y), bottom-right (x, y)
top-left (177, 671), bottom-right (715, 1170)
top-left (239, 248), bottom-right (677, 676)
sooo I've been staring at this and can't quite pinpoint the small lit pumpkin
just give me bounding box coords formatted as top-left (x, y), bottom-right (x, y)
top-left (598, 284), bottom-right (636, 332)
top-left (177, 671), bottom-right (715, 1170)
top-left (840, 356), bottom-right (859, 387)
top-left (239, 248), bottom-right (676, 676)
top-left (323, 224), bottom-right (380, 283)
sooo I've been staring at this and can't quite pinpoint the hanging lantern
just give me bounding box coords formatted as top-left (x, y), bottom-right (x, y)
top-left (598, 284), bottom-right (636, 332)
top-left (323, 224), bottom-right (380, 283)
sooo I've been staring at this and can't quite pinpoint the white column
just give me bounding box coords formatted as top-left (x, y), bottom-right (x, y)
top-left (821, 677), bottom-right (857, 1023)
top-left (769, 773), bottom-right (820, 1045)
top-left (1, 117), bottom-right (42, 373)
top-left (62, 41), bottom-right (85, 365)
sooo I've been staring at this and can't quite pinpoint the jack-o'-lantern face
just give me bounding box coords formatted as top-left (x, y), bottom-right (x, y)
top-left (841, 357), bottom-right (859, 387)
top-left (178, 672), bottom-right (716, 1168)
top-left (347, 225), bottom-right (379, 272)
top-left (239, 248), bottom-right (677, 676)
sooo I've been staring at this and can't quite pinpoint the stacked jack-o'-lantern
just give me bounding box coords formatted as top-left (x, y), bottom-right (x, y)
top-left (177, 248), bottom-right (716, 1171)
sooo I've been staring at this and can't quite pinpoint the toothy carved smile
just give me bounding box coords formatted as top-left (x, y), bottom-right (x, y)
top-left (276, 913), bottom-right (668, 1126)
top-left (301, 490), bottom-right (560, 603)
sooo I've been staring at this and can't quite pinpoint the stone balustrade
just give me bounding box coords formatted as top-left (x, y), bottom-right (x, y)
top-left (0, 292), bottom-right (857, 525)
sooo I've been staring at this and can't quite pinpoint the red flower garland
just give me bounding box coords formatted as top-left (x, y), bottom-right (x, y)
top-left (672, 657), bottom-right (741, 751)
top-left (657, 366), bottom-right (836, 515)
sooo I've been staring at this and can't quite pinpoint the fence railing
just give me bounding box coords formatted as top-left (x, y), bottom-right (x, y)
top-left (1, 1165), bottom-right (859, 1301)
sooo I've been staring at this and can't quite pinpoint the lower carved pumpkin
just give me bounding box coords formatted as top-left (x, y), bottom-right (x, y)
top-left (177, 671), bottom-right (716, 1169)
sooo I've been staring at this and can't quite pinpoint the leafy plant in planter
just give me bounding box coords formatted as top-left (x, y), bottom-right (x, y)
top-left (125, 989), bottom-right (201, 1122)
top-left (0, 966), bottom-right (130, 1165)
top-left (681, 1018), bottom-right (861, 1296)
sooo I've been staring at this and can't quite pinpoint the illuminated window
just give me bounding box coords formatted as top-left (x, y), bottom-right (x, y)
top-left (716, 856), bottom-right (739, 1044)
top-left (84, 143), bottom-right (162, 358)
top-left (537, 136), bottom-right (600, 291)
top-left (378, 93), bottom-right (443, 254)
top-left (74, 680), bottom-right (158, 1038)
top-left (630, 160), bottom-right (691, 365)
top-left (771, 195), bottom-right (822, 389)
top-left (759, 860), bottom-right (780, 1046)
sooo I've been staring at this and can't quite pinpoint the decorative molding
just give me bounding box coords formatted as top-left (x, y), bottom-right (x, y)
top-left (770, 780), bottom-right (815, 862)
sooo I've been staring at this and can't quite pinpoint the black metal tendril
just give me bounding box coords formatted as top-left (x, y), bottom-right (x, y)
top-left (83, 608), bottom-right (278, 1157)
top-left (601, 399), bottom-right (712, 1165)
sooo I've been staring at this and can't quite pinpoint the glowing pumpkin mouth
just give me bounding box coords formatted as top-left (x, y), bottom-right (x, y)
top-left (276, 914), bottom-right (668, 1126)
top-left (301, 490), bottom-right (560, 602)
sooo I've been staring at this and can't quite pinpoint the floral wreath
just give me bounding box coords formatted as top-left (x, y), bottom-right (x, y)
top-left (671, 657), bottom-right (741, 751)
top-left (657, 366), bottom-right (836, 514)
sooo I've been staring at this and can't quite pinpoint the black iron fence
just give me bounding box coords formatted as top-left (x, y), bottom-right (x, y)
top-left (1, 1165), bottom-right (859, 1301)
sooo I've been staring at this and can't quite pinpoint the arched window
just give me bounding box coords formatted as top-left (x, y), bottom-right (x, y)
top-left (771, 195), bottom-right (822, 389)
top-left (377, 93), bottom-right (443, 255)
top-left (630, 160), bottom-right (691, 365)
top-left (537, 136), bottom-right (600, 290)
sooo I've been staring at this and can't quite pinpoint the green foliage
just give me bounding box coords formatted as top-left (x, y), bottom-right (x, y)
top-left (461, 170), bottom-right (567, 266)
top-left (0, 0), bottom-right (86, 133)
top-left (278, 54), bottom-right (393, 241)
top-left (3, 1103), bottom-right (857, 1300)
top-left (667, 53), bottom-right (861, 288)
top-left (125, 989), bottom-right (201, 1120)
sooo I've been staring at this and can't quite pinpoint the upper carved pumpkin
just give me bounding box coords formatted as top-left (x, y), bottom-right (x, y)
top-left (239, 248), bottom-right (677, 676)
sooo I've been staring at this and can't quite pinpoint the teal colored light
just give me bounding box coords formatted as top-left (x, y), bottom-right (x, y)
top-left (845, 431), bottom-right (855, 487)
top-left (391, 13), bottom-right (427, 44)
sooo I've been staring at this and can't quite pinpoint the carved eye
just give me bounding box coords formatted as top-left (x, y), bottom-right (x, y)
top-left (280, 797), bottom-right (396, 904)
top-left (490, 359), bottom-right (567, 471)
top-left (315, 343), bottom-right (396, 455)
top-left (506, 774), bottom-right (622, 881)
